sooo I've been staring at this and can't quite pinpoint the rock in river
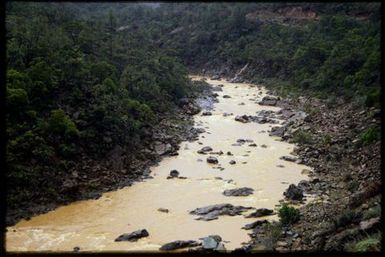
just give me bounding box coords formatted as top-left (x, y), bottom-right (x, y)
top-left (200, 235), bottom-right (226, 251)
top-left (242, 220), bottom-right (268, 230)
top-left (206, 156), bottom-right (218, 164)
top-left (159, 240), bottom-right (201, 251)
top-left (283, 184), bottom-right (304, 201)
top-left (197, 146), bottom-right (213, 154)
top-left (223, 187), bottom-right (254, 196)
top-left (258, 96), bottom-right (279, 106)
top-left (235, 115), bottom-right (249, 123)
top-left (245, 208), bottom-right (274, 218)
top-left (167, 170), bottom-right (179, 179)
top-left (270, 126), bottom-right (286, 137)
top-left (280, 156), bottom-right (298, 162)
top-left (115, 229), bottom-right (149, 242)
top-left (202, 111), bottom-right (212, 116)
top-left (154, 141), bottom-right (173, 156)
top-left (158, 208), bottom-right (169, 213)
top-left (190, 203), bottom-right (253, 221)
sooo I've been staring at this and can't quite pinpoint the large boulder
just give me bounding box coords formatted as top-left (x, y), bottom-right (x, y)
top-left (245, 208), bottom-right (274, 218)
top-left (223, 187), bottom-right (254, 196)
top-left (359, 217), bottom-right (380, 232)
top-left (167, 170), bottom-right (179, 179)
top-left (287, 111), bottom-right (308, 124)
top-left (259, 96), bottom-right (279, 106)
top-left (280, 156), bottom-right (298, 162)
top-left (202, 111), bottom-right (212, 116)
top-left (270, 126), bottom-right (286, 137)
top-left (154, 142), bottom-right (173, 156)
top-left (206, 156), bottom-right (218, 164)
top-left (200, 235), bottom-right (226, 251)
top-left (115, 229), bottom-right (149, 242)
top-left (242, 220), bottom-right (268, 230)
top-left (159, 240), bottom-right (201, 251)
top-left (197, 146), bottom-right (213, 154)
top-left (284, 184), bottom-right (304, 201)
top-left (190, 203), bottom-right (253, 221)
top-left (235, 115), bottom-right (249, 123)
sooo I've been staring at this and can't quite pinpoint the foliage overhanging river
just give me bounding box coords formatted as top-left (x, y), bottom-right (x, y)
top-left (6, 76), bottom-right (312, 252)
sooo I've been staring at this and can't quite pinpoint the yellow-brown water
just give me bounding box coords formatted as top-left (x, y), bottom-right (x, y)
top-left (6, 77), bottom-right (311, 252)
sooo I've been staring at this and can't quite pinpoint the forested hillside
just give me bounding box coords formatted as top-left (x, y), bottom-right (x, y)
top-left (6, 2), bottom-right (202, 220)
top-left (141, 2), bottom-right (381, 104)
top-left (5, 2), bottom-right (381, 231)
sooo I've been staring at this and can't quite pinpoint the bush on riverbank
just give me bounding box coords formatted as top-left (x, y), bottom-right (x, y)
top-left (278, 203), bottom-right (300, 226)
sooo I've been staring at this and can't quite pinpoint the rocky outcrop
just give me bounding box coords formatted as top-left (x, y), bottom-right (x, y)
top-left (197, 146), bottom-right (213, 154)
top-left (245, 208), bottom-right (274, 218)
top-left (200, 235), bottom-right (226, 251)
top-left (270, 126), bottom-right (286, 137)
top-left (283, 184), bottom-right (304, 201)
top-left (202, 111), bottom-right (212, 116)
top-left (259, 96), bottom-right (279, 106)
top-left (235, 114), bottom-right (278, 124)
top-left (154, 142), bottom-right (173, 156)
top-left (280, 156), bottom-right (298, 162)
top-left (242, 220), bottom-right (268, 230)
top-left (190, 203), bottom-right (253, 221)
top-left (223, 187), bottom-right (254, 196)
top-left (160, 240), bottom-right (201, 251)
top-left (206, 156), bottom-right (218, 164)
top-left (115, 229), bottom-right (149, 242)
top-left (167, 170), bottom-right (179, 179)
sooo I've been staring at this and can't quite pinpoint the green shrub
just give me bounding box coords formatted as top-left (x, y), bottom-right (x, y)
top-left (365, 88), bottom-right (380, 107)
top-left (58, 143), bottom-right (77, 158)
top-left (7, 88), bottom-right (29, 108)
top-left (293, 129), bottom-right (314, 145)
top-left (48, 109), bottom-right (79, 139)
top-left (263, 222), bottom-right (282, 249)
top-left (334, 209), bottom-right (362, 229)
top-left (320, 134), bottom-right (332, 146)
top-left (363, 205), bottom-right (381, 220)
top-left (360, 127), bottom-right (379, 145)
top-left (347, 180), bottom-right (360, 192)
top-left (345, 233), bottom-right (381, 251)
top-left (278, 203), bottom-right (300, 226)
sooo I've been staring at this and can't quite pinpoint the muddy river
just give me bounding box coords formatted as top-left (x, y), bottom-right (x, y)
top-left (6, 76), bottom-right (311, 252)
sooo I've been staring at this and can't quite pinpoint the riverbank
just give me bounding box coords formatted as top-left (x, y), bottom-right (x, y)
top-left (201, 72), bottom-right (381, 252)
top-left (6, 74), bottom-right (381, 252)
top-left (6, 80), bottom-right (217, 226)
top-left (6, 76), bottom-right (312, 252)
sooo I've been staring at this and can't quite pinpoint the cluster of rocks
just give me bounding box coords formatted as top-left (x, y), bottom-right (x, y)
top-left (160, 240), bottom-right (201, 251)
top-left (245, 89), bottom-right (381, 251)
top-left (283, 184), bottom-right (304, 201)
top-left (115, 229), bottom-right (149, 242)
top-left (234, 114), bottom-right (279, 124)
top-left (189, 203), bottom-right (254, 221)
top-left (159, 235), bottom-right (225, 252)
top-left (206, 156), bottom-right (219, 164)
top-left (245, 208), bottom-right (274, 218)
top-left (223, 187), bottom-right (254, 197)
top-left (258, 96), bottom-right (280, 106)
top-left (232, 138), bottom-right (254, 146)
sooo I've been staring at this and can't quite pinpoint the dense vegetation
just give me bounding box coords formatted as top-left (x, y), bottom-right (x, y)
top-left (6, 2), bottom-right (381, 216)
top-left (154, 3), bottom-right (381, 104)
top-left (5, 2), bottom-right (194, 209)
